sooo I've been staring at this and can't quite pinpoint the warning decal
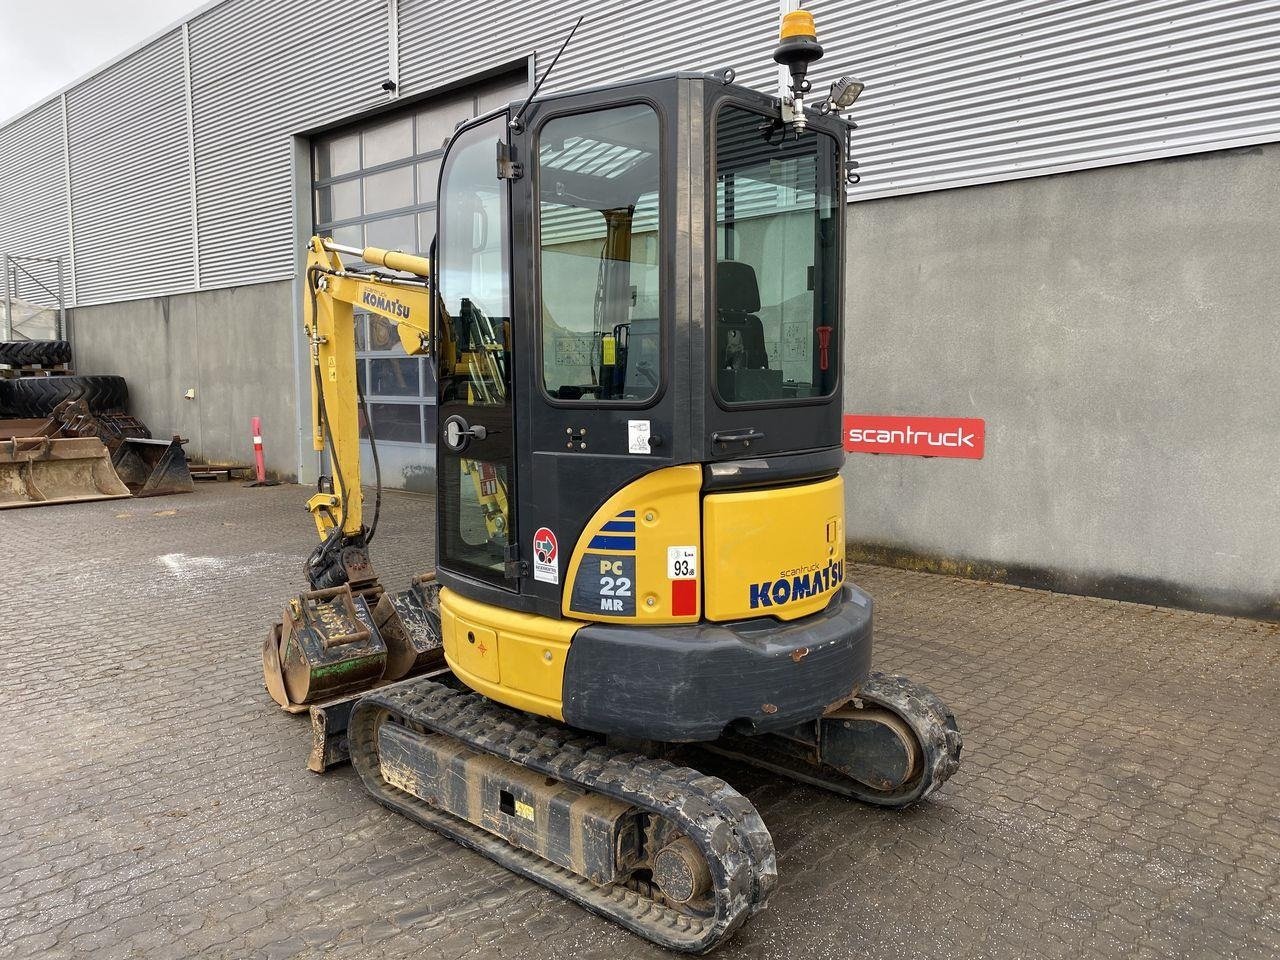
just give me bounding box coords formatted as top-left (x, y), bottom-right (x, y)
top-left (533, 527), bottom-right (559, 584)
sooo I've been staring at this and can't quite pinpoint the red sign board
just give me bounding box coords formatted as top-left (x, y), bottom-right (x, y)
top-left (843, 414), bottom-right (985, 459)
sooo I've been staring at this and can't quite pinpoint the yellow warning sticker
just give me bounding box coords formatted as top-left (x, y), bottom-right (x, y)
top-left (515, 800), bottom-right (535, 821)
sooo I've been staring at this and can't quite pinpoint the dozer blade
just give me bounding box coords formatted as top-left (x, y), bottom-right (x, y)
top-left (112, 436), bottom-right (194, 497)
top-left (0, 436), bottom-right (131, 509)
top-left (262, 584), bottom-right (388, 710)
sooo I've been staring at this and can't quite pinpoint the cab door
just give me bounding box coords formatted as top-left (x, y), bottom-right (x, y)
top-left (436, 114), bottom-right (518, 589)
top-left (509, 89), bottom-right (682, 615)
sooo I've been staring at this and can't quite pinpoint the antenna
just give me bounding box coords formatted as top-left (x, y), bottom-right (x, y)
top-left (510, 16), bottom-right (584, 132)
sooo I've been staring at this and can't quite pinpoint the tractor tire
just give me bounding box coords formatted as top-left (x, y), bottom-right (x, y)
top-left (0, 375), bottom-right (128, 418)
top-left (0, 339), bottom-right (73, 368)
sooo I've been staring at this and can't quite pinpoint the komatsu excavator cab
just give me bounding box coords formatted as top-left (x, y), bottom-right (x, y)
top-left (430, 73), bottom-right (862, 737)
top-left (264, 13), bottom-right (960, 952)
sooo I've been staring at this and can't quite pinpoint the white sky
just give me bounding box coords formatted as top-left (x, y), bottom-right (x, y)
top-left (0, 0), bottom-right (203, 122)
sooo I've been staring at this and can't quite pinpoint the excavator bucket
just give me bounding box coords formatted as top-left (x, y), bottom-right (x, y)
top-left (372, 573), bottom-right (444, 680)
top-left (0, 418), bottom-right (57, 441)
top-left (262, 584), bottom-right (388, 710)
top-left (112, 436), bottom-right (195, 497)
top-left (263, 577), bottom-right (445, 773)
top-left (0, 435), bottom-right (131, 509)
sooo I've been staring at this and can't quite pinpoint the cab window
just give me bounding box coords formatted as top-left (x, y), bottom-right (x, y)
top-left (714, 105), bottom-right (840, 403)
top-left (537, 104), bottom-right (662, 402)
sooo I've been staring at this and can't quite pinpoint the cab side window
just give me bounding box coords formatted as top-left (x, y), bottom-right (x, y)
top-left (714, 105), bottom-right (840, 404)
top-left (537, 104), bottom-right (663, 402)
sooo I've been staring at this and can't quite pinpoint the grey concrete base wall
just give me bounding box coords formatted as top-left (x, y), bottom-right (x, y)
top-left (842, 143), bottom-right (1280, 619)
top-left (69, 280), bottom-right (299, 480)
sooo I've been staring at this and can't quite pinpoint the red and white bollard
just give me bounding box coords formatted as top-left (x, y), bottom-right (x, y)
top-left (245, 415), bottom-right (279, 487)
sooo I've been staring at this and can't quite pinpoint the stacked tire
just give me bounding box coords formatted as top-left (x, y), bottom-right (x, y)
top-left (0, 339), bottom-right (129, 418)
top-left (0, 340), bottom-right (72, 367)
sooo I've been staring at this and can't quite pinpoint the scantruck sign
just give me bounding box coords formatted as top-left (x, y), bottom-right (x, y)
top-left (844, 414), bottom-right (986, 459)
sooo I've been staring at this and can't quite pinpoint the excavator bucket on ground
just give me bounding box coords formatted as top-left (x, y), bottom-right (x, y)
top-left (0, 435), bottom-right (131, 509)
top-left (263, 577), bottom-right (444, 771)
top-left (0, 418), bottom-right (56, 441)
top-left (11, 398), bottom-right (196, 498)
top-left (112, 436), bottom-right (195, 497)
top-left (263, 577), bottom-right (445, 712)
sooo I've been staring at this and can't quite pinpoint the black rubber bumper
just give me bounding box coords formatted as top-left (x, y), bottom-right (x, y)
top-left (561, 585), bottom-right (874, 742)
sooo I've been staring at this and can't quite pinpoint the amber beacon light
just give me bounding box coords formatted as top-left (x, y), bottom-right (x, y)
top-left (773, 9), bottom-right (825, 130)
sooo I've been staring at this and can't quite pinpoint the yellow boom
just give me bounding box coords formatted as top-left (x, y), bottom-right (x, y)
top-left (302, 236), bottom-right (433, 540)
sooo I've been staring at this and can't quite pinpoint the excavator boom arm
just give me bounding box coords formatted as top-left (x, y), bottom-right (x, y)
top-left (303, 236), bottom-right (432, 541)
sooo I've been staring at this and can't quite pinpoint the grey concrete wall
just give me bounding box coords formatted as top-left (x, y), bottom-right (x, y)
top-left (69, 280), bottom-right (299, 480)
top-left (841, 143), bottom-right (1280, 619)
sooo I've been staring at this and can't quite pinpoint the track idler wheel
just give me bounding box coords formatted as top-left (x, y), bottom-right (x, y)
top-left (705, 673), bottom-right (962, 809)
top-left (810, 673), bottom-right (962, 806)
top-left (653, 835), bottom-right (713, 906)
top-left (819, 705), bottom-right (922, 793)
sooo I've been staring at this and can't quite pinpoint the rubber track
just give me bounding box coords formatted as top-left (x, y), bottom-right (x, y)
top-left (349, 678), bottom-right (777, 953)
top-left (706, 673), bottom-right (963, 808)
top-left (0, 340), bottom-right (72, 367)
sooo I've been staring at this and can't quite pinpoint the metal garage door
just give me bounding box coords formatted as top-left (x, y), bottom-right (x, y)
top-left (311, 71), bottom-right (527, 491)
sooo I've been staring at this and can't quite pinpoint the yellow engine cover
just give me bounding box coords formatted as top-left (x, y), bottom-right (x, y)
top-left (702, 475), bottom-right (845, 622)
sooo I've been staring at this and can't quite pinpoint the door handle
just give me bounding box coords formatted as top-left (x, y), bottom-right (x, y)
top-left (712, 428), bottom-right (765, 446)
top-left (442, 414), bottom-right (487, 452)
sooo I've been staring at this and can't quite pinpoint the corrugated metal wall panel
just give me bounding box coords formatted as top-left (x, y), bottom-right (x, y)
top-left (825, 0), bottom-right (1280, 198)
top-left (398, 0), bottom-right (1280, 200)
top-left (397, 0), bottom-right (777, 98)
top-left (4, 0), bottom-right (1280, 308)
top-left (188, 0), bottom-right (390, 289)
top-left (67, 30), bottom-right (194, 305)
top-left (0, 100), bottom-right (69, 307)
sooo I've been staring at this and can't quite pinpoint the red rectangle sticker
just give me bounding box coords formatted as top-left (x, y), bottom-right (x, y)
top-left (671, 578), bottom-right (697, 616)
top-left (844, 414), bottom-right (985, 459)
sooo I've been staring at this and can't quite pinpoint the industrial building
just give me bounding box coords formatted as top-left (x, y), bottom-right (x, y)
top-left (2, 0), bottom-right (1278, 619)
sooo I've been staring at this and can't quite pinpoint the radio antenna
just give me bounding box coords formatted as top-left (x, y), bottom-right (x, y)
top-left (510, 16), bottom-right (584, 132)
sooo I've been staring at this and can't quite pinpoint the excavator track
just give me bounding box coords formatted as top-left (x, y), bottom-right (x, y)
top-left (706, 673), bottom-right (963, 808)
top-left (348, 677), bottom-right (777, 953)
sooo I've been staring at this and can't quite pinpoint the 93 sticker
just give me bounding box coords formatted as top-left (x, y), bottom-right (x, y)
top-left (667, 546), bottom-right (697, 580)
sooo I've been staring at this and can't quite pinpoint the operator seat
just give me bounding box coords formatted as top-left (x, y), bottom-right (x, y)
top-left (716, 260), bottom-right (769, 370)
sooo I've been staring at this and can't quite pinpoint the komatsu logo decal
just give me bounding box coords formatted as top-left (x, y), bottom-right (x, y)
top-left (749, 560), bottom-right (844, 609)
top-left (361, 290), bottom-right (411, 319)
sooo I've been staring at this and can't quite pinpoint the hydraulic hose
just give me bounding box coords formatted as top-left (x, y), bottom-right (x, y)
top-left (355, 368), bottom-right (382, 544)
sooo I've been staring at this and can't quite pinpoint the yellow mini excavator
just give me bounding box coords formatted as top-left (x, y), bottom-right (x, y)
top-left (262, 11), bottom-right (961, 952)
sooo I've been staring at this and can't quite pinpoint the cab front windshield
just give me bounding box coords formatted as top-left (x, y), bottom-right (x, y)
top-left (714, 105), bottom-right (840, 403)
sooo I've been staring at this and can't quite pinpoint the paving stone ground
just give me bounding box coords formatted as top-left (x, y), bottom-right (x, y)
top-left (2, 482), bottom-right (1278, 960)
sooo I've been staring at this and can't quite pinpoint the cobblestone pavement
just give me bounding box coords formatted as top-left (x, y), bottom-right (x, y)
top-left (3, 483), bottom-right (1278, 960)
